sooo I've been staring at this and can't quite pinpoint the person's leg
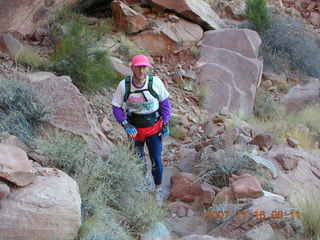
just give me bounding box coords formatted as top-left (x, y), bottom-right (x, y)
top-left (134, 140), bottom-right (147, 175)
top-left (145, 133), bottom-right (163, 188)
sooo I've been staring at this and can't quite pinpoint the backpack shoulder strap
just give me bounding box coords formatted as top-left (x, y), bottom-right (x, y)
top-left (124, 76), bottom-right (131, 102)
top-left (147, 75), bottom-right (159, 101)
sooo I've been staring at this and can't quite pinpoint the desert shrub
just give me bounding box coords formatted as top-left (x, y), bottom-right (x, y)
top-left (287, 126), bottom-right (316, 150)
top-left (245, 0), bottom-right (270, 33)
top-left (260, 15), bottom-right (320, 78)
top-left (169, 115), bottom-right (188, 140)
top-left (118, 34), bottom-right (149, 62)
top-left (253, 165), bottom-right (273, 192)
top-left (36, 131), bottom-right (87, 176)
top-left (48, 10), bottom-right (119, 91)
top-left (250, 104), bottom-right (319, 149)
top-left (15, 47), bottom-right (44, 69)
top-left (191, 46), bottom-right (201, 59)
top-left (36, 134), bottom-right (165, 237)
top-left (296, 105), bottom-right (320, 142)
top-left (292, 191), bottom-right (320, 239)
top-left (79, 207), bottom-right (132, 240)
top-left (76, 145), bottom-right (165, 235)
top-left (197, 85), bottom-right (210, 107)
top-left (199, 146), bottom-right (255, 187)
top-left (254, 89), bottom-right (284, 121)
top-left (0, 77), bottom-right (50, 144)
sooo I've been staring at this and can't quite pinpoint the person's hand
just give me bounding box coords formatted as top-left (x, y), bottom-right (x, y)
top-left (121, 120), bottom-right (137, 138)
top-left (162, 123), bottom-right (170, 137)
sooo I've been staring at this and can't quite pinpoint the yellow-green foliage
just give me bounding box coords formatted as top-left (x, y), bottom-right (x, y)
top-left (250, 104), bottom-right (320, 150)
top-left (118, 34), bottom-right (149, 61)
top-left (36, 131), bottom-right (87, 176)
top-left (197, 86), bottom-right (210, 107)
top-left (170, 115), bottom-right (188, 140)
top-left (49, 8), bottom-right (119, 91)
top-left (292, 191), bottom-right (320, 239)
top-left (253, 166), bottom-right (274, 192)
top-left (36, 136), bottom-right (166, 238)
top-left (15, 47), bottom-right (44, 68)
top-left (254, 89), bottom-right (284, 121)
top-left (130, 4), bottom-right (144, 14)
top-left (79, 208), bottom-right (132, 240)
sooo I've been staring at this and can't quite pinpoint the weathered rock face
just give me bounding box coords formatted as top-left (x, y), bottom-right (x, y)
top-left (131, 16), bottom-right (203, 55)
top-left (23, 72), bottom-right (113, 155)
top-left (147, 0), bottom-right (222, 30)
top-left (197, 29), bottom-right (262, 116)
top-left (201, 29), bottom-right (261, 59)
top-left (0, 0), bottom-right (77, 36)
top-left (0, 168), bottom-right (81, 240)
top-left (230, 175), bottom-right (263, 199)
top-left (264, 144), bottom-right (320, 198)
top-left (112, 0), bottom-right (149, 33)
top-left (0, 181), bottom-right (10, 200)
top-left (0, 33), bottom-right (24, 58)
top-left (110, 57), bottom-right (132, 77)
top-left (280, 80), bottom-right (320, 111)
top-left (0, 144), bottom-right (35, 186)
top-left (177, 147), bottom-right (198, 173)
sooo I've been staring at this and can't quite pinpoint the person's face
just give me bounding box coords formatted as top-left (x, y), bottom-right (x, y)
top-left (132, 65), bottom-right (149, 82)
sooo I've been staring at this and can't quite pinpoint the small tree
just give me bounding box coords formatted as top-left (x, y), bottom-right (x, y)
top-left (245, 0), bottom-right (271, 33)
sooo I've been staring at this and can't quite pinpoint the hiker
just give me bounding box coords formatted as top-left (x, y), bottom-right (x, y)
top-left (111, 54), bottom-right (172, 204)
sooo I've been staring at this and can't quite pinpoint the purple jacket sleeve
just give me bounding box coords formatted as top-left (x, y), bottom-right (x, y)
top-left (159, 98), bottom-right (172, 124)
top-left (112, 105), bottom-right (126, 123)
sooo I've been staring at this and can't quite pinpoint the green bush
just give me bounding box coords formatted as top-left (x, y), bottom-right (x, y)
top-left (15, 47), bottom-right (44, 69)
top-left (36, 131), bottom-right (87, 176)
top-left (75, 145), bottom-right (165, 235)
top-left (199, 146), bottom-right (254, 187)
top-left (36, 129), bottom-right (165, 237)
top-left (254, 89), bottom-right (284, 121)
top-left (292, 191), bottom-right (320, 239)
top-left (169, 115), bottom-right (188, 140)
top-left (260, 15), bottom-right (320, 78)
top-left (118, 34), bottom-right (149, 62)
top-left (79, 208), bottom-right (132, 240)
top-left (49, 12), bottom-right (119, 91)
top-left (245, 0), bottom-right (271, 33)
top-left (0, 77), bottom-right (50, 144)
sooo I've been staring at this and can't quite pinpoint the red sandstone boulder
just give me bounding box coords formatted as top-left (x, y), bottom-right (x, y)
top-left (147, 0), bottom-right (222, 30)
top-left (131, 16), bottom-right (203, 55)
top-left (0, 144), bottom-right (35, 187)
top-left (112, 0), bottom-right (149, 33)
top-left (201, 29), bottom-right (261, 59)
top-left (0, 0), bottom-right (77, 36)
top-left (0, 168), bottom-right (81, 240)
top-left (21, 72), bottom-right (113, 155)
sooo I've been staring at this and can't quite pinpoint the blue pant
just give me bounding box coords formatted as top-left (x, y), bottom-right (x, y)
top-left (134, 133), bottom-right (163, 186)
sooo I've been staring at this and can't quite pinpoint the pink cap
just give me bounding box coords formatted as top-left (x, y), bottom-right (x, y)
top-left (131, 55), bottom-right (151, 67)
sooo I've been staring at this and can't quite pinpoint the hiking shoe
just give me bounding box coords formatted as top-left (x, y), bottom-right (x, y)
top-left (144, 174), bottom-right (155, 192)
top-left (154, 188), bottom-right (163, 207)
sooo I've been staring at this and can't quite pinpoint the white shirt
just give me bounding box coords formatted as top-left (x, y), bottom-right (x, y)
top-left (112, 75), bottom-right (169, 115)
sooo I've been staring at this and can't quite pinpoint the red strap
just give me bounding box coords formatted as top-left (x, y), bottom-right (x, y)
top-left (134, 120), bottom-right (163, 142)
